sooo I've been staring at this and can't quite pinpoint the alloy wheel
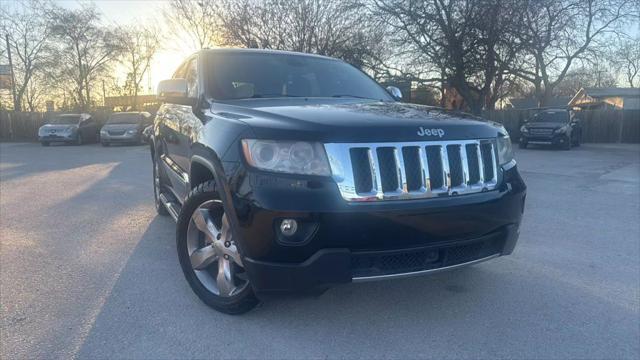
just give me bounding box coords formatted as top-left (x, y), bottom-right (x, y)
top-left (186, 200), bottom-right (249, 297)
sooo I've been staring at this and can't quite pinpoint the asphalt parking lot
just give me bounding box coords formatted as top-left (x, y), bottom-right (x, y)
top-left (1, 141), bottom-right (639, 359)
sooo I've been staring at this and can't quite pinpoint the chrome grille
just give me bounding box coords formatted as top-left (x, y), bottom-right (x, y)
top-left (324, 140), bottom-right (498, 202)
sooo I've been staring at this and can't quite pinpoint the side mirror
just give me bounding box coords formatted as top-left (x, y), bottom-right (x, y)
top-left (386, 86), bottom-right (403, 101)
top-left (157, 79), bottom-right (195, 106)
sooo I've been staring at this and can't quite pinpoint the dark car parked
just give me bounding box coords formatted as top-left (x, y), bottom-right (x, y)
top-left (519, 108), bottom-right (582, 150)
top-left (151, 49), bottom-right (526, 314)
top-left (38, 114), bottom-right (98, 146)
top-left (100, 112), bottom-right (152, 146)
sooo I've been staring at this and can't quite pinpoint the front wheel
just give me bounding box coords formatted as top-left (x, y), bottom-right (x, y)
top-left (75, 133), bottom-right (83, 146)
top-left (561, 135), bottom-right (571, 150)
top-left (41, 141), bottom-right (50, 147)
top-left (177, 181), bottom-right (259, 314)
top-left (519, 141), bottom-right (527, 149)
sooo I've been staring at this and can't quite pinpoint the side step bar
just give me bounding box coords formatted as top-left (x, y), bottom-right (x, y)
top-left (159, 193), bottom-right (180, 222)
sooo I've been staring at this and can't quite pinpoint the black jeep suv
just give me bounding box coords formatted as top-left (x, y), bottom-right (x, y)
top-left (519, 108), bottom-right (582, 150)
top-left (151, 49), bottom-right (526, 314)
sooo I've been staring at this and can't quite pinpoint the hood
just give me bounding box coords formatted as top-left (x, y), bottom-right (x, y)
top-left (101, 123), bottom-right (140, 131)
top-left (210, 99), bottom-right (504, 142)
top-left (40, 124), bottom-right (77, 131)
top-left (525, 122), bottom-right (566, 130)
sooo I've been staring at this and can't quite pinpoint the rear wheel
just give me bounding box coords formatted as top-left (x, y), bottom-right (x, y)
top-left (177, 181), bottom-right (259, 314)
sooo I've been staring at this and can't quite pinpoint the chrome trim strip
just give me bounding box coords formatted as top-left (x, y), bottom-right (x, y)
top-left (352, 253), bottom-right (501, 282)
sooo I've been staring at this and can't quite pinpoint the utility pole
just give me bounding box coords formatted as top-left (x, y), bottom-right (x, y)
top-left (5, 34), bottom-right (19, 112)
top-left (102, 80), bottom-right (107, 107)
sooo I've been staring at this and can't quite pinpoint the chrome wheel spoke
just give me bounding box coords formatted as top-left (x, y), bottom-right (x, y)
top-left (190, 244), bottom-right (218, 270)
top-left (192, 208), bottom-right (219, 241)
top-left (216, 257), bottom-right (236, 296)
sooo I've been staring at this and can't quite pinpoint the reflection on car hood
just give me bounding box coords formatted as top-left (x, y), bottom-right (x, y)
top-left (211, 100), bottom-right (504, 142)
top-left (525, 122), bottom-right (565, 129)
top-left (101, 124), bottom-right (139, 131)
top-left (40, 124), bottom-right (76, 131)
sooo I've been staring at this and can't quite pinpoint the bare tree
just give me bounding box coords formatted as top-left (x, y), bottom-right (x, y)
top-left (0, 0), bottom-right (54, 112)
top-left (49, 5), bottom-right (124, 110)
top-left (513, 0), bottom-right (636, 106)
top-left (164, 0), bottom-right (222, 49)
top-left (120, 25), bottom-right (161, 109)
top-left (370, 0), bottom-right (525, 114)
top-left (613, 37), bottom-right (640, 87)
top-left (217, 0), bottom-right (388, 70)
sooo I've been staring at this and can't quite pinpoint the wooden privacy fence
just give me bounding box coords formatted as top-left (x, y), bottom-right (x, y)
top-left (1, 109), bottom-right (639, 143)
top-left (1, 110), bottom-right (116, 141)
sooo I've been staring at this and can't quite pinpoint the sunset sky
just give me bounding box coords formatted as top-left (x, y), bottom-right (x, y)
top-left (54, 0), bottom-right (201, 94)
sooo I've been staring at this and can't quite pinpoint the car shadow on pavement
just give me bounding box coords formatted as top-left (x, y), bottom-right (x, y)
top-left (75, 213), bottom-right (639, 359)
top-left (0, 142), bottom-right (148, 183)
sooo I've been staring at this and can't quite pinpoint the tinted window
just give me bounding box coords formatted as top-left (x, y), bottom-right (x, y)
top-left (185, 58), bottom-right (198, 98)
top-left (107, 113), bottom-right (142, 124)
top-left (206, 53), bottom-right (393, 101)
top-left (530, 111), bottom-right (569, 123)
top-left (50, 115), bottom-right (80, 124)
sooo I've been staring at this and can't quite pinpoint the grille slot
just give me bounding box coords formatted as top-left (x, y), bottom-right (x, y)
top-left (480, 143), bottom-right (495, 183)
top-left (466, 144), bottom-right (481, 184)
top-left (349, 148), bottom-right (373, 194)
top-left (326, 139), bottom-right (499, 202)
top-left (402, 147), bottom-right (423, 191)
top-left (376, 147), bottom-right (399, 192)
top-left (447, 145), bottom-right (463, 187)
top-left (425, 145), bottom-right (444, 189)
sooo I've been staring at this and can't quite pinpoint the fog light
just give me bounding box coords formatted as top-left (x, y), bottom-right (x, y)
top-left (280, 219), bottom-right (298, 237)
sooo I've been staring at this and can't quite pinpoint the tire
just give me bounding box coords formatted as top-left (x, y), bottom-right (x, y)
top-left (519, 141), bottom-right (527, 149)
top-left (177, 180), bottom-right (259, 314)
top-left (153, 156), bottom-right (169, 216)
top-left (562, 135), bottom-right (571, 150)
top-left (76, 133), bottom-right (83, 146)
top-left (573, 133), bottom-right (581, 147)
top-left (41, 141), bottom-right (50, 147)
top-left (101, 141), bottom-right (110, 147)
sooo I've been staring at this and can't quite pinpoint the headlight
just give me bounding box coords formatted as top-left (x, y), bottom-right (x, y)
top-left (63, 126), bottom-right (74, 133)
top-left (496, 134), bottom-right (514, 165)
top-left (554, 127), bottom-right (567, 134)
top-left (241, 139), bottom-right (331, 176)
top-left (520, 125), bottom-right (528, 133)
top-left (126, 129), bottom-right (137, 135)
top-left (100, 129), bottom-right (108, 135)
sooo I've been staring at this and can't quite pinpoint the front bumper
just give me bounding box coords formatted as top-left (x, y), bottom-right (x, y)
top-left (521, 132), bottom-right (568, 145)
top-left (101, 133), bottom-right (140, 143)
top-left (233, 164), bottom-right (526, 294)
top-left (39, 133), bottom-right (75, 142)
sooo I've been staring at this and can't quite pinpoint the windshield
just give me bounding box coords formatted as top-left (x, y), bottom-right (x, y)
top-left (529, 111), bottom-right (569, 123)
top-left (50, 115), bottom-right (80, 125)
top-left (107, 113), bottom-right (141, 124)
top-left (206, 52), bottom-right (393, 101)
